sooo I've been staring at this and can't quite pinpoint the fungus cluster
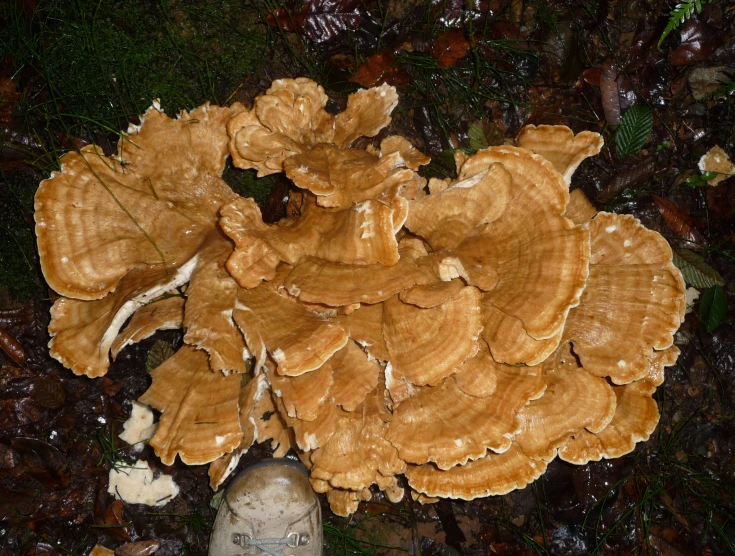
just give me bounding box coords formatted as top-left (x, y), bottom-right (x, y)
top-left (35, 79), bottom-right (686, 516)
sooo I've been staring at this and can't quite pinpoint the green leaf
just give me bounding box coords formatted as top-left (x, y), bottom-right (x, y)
top-left (673, 249), bottom-right (725, 288)
top-left (146, 340), bottom-right (175, 372)
top-left (658, 0), bottom-right (712, 48)
top-left (699, 285), bottom-right (728, 333)
top-left (468, 120), bottom-right (489, 152)
top-left (615, 105), bottom-right (653, 158)
top-left (466, 119), bottom-right (504, 153)
top-left (686, 171), bottom-right (719, 187)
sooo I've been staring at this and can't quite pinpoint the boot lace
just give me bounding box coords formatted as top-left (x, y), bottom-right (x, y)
top-left (231, 531), bottom-right (311, 556)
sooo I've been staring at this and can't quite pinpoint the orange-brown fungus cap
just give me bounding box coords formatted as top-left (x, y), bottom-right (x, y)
top-left (277, 396), bottom-right (342, 451)
top-left (454, 146), bottom-right (590, 343)
top-left (309, 387), bottom-right (404, 493)
top-left (336, 303), bottom-right (390, 362)
top-left (459, 221), bottom-right (589, 342)
top-left (252, 388), bottom-right (293, 458)
top-left (481, 303), bottom-right (561, 366)
top-left (332, 84), bottom-right (399, 147)
top-left (399, 278), bottom-right (466, 309)
top-left (139, 345), bottom-right (242, 465)
top-left (268, 357), bottom-right (333, 421)
top-left (405, 444), bottom-right (547, 500)
top-left (452, 342), bottom-right (499, 398)
top-left (38, 102), bottom-right (240, 377)
top-left (559, 380), bottom-right (660, 464)
top-left (208, 374), bottom-right (267, 489)
top-left (283, 144), bottom-right (415, 209)
top-left (386, 363), bottom-right (545, 469)
top-left (227, 79), bottom-right (398, 176)
top-left (220, 193), bottom-right (402, 289)
top-left (49, 264), bottom-right (194, 377)
top-left (227, 78), bottom-right (333, 175)
top-left (418, 252), bottom-right (498, 292)
top-left (328, 341), bottom-right (381, 411)
top-left (380, 136), bottom-right (431, 170)
top-left (563, 212), bottom-right (685, 384)
top-left (233, 283), bottom-right (348, 376)
top-left (111, 293), bottom-right (184, 358)
top-left (325, 488), bottom-right (372, 517)
top-left (514, 344), bottom-right (616, 461)
top-left (405, 162), bottom-right (512, 251)
top-left (35, 103), bottom-right (239, 301)
top-left (564, 189), bottom-right (598, 225)
top-left (646, 345), bottom-right (680, 387)
top-left (283, 242), bottom-right (435, 307)
top-left (383, 286), bottom-right (482, 388)
top-left (183, 235), bottom-right (248, 373)
top-left (516, 125), bottom-right (603, 185)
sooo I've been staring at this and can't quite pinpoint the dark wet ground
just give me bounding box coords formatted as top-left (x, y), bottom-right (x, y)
top-left (1, 0), bottom-right (735, 554)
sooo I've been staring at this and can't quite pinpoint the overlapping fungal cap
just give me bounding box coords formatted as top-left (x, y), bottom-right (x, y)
top-left (562, 211), bottom-right (686, 384)
top-left (227, 78), bottom-right (399, 176)
top-left (36, 102), bottom-right (244, 376)
top-left (36, 78), bottom-right (687, 518)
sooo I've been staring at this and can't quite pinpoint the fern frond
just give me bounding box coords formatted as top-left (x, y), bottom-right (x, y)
top-left (658, 0), bottom-right (713, 47)
top-left (615, 105), bottom-right (653, 158)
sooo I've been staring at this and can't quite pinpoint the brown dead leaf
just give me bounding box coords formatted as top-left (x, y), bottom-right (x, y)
top-left (0, 329), bottom-right (25, 366)
top-left (115, 540), bottom-right (160, 556)
top-left (669, 20), bottom-right (723, 67)
top-left (266, 0), bottom-right (361, 43)
top-left (653, 195), bottom-right (707, 249)
top-left (349, 51), bottom-right (410, 88)
top-left (431, 30), bottom-right (471, 68)
top-left (582, 67), bottom-right (601, 87)
top-left (101, 499), bottom-right (131, 542)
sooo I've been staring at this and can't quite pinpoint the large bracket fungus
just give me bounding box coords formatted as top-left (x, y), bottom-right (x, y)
top-left (36, 79), bottom-right (686, 516)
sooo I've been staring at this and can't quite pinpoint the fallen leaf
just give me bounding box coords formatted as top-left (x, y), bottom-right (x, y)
top-left (0, 329), bottom-right (26, 366)
top-left (673, 249), bottom-right (724, 288)
top-left (700, 285), bottom-right (728, 333)
top-left (582, 67), bottom-right (602, 87)
top-left (349, 51), bottom-right (410, 88)
top-left (267, 0), bottom-right (361, 43)
top-left (101, 499), bottom-right (131, 542)
top-left (115, 540), bottom-right (160, 556)
top-left (653, 195), bottom-right (707, 248)
top-left (146, 340), bottom-right (175, 372)
top-left (31, 376), bottom-right (66, 409)
top-left (669, 20), bottom-right (723, 66)
top-left (431, 29), bottom-right (471, 67)
top-left (467, 119), bottom-right (504, 152)
top-left (615, 104), bottom-right (653, 158)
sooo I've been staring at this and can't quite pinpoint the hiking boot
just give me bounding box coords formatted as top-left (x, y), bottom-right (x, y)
top-left (208, 459), bottom-right (322, 556)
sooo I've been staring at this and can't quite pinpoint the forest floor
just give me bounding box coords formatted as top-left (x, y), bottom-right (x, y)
top-left (1, 0), bottom-right (734, 554)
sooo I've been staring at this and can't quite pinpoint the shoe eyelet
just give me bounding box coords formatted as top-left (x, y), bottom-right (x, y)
top-left (286, 532), bottom-right (310, 547)
top-left (231, 533), bottom-right (252, 546)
